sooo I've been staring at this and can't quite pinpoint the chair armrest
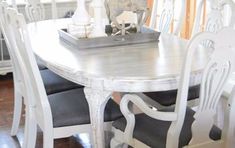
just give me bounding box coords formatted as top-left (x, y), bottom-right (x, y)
top-left (120, 94), bottom-right (177, 144)
top-left (223, 76), bottom-right (235, 98)
top-left (134, 92), bottom-right (168, 110)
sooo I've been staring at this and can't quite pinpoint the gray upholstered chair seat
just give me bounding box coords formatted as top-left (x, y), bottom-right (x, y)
top-left (112, 107), bottom-right (221, 148)
top-left (144, 85), bottom-right (200, 106)
top-left (37, 62), bottom-right (47, 70)
top-left (48, 88), bottom-right (123, 127)
top-left (40, 69), bottom-right (84, 95)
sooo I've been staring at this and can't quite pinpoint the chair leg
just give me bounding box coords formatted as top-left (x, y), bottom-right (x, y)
top-left (43, 128), bottom-right (54, 148)
top-left (89, 130), bottom-right (95, 147)
top-left (11, 90), bottom-right (23, 136)
top-left (22, 106), bottom-right (37, 148)
top-left (110, 137), bottom-right (124, 148)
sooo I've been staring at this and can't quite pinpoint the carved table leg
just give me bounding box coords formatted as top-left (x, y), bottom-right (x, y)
top-left (84, 87), bottom-right (112, 148)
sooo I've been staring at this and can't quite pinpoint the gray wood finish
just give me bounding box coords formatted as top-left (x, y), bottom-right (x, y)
top-left (29, 19), bottom-right (209, 93)
top-left (58, 27), bottom-right (160, 49)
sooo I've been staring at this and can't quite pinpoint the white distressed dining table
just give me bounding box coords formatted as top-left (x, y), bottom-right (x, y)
top-left (28, 18), bottom-right (209, 148)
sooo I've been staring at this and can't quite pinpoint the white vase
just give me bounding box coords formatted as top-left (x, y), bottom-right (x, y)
top-left (72, 0), bottom-right (91, 25)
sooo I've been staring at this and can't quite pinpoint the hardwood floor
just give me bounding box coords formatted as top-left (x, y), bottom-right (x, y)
top-left (0, 73), bottom-right (91, 148)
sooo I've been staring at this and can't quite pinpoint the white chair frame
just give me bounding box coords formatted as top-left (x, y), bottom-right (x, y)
top-left (1, 5), bottom-right (92, 148)
top-left (137, 0), bottom-right (188, 110)
top-left (0, 0), bottom-right (57, 75)
top-left (149, 0), bottom-right (186, 35)
top-left (0, 0), bottom-right (13, 75)
top-left (191, 0), bottom-right (235, 37)
top-left (0, 3), bottom-right (91, 148)
top-left (25, 0), bottom-right (58, 21)
top-left (191, 0), bottom-right (235, 103)
top-left (0, 1), bottom-right (25, 136)
top-left (111, 28), bottom-right (235, 148)
top-left (25, 0), bottom-right (45, 22)
top-left (10, 0), bottom-right (57, 136)
top-left (3, 5), bottom-right (119, 147)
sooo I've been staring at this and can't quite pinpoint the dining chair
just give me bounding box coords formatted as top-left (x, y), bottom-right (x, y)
top-left (149, 0), bottom-right (186, 35)
top-left (25, 0), bottom-right (45, 22)
top-left (191, 0), bottom-right (235, 38)
top-left (191, 0), bottom-right (235, 111)
top-left (5, 6), bottom-right (123, 148)
top-left (142, 0), bottom-right (235, 108)
top-left (25, 0), bottom-right (58, 22)
top-left (111, 27), bottom-right (235, 148)
top-left (0, 0), bottom-right (88, 137)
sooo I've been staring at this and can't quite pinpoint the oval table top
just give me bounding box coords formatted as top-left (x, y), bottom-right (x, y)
top-left (29, 19), bottom-right (209, 92)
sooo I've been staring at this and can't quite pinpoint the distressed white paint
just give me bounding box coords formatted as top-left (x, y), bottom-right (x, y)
top-left (1, 5), bottom-right (92, 148)
top-left (0, 1), bottom-right (24, 136)
top-left (26, 18), bottom-right (213, 148)
top-left (111, 28), bottom-right (235, 148)
top-left (84, 87), bottom-right (112, 148)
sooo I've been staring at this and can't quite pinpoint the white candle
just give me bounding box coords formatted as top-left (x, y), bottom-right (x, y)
top-left (88, 0), bottom-right (107, 37)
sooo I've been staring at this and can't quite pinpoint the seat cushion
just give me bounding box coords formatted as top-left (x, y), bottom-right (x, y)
top-left (37, 61), bottom-right (47, 70)
top-left (48, 88), bottom-right (123, 127)
top-left (40, 69), bottom-right (83, 95)
top-left (112, 107), bottom-right (221, 148)
top-left (144, 85), bottom-right (200, 106)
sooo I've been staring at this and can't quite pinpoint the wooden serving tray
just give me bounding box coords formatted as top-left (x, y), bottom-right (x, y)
top-left (58, 27), bottom-right (160, 49)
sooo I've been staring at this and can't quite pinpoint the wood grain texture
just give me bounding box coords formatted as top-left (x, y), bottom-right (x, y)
top-left (29, 19), bottom-right (209, 92)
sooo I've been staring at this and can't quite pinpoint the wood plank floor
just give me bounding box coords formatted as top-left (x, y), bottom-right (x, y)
top-left (0, 73), bottom-right (91, 148)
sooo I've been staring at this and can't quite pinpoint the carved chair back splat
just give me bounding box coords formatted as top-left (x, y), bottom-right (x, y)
top-left (192, 0), bottom-right (235, 37)
top-left (149, 0), bottom-right (186, 35)
top-left (25, 0), bottom-right (45, 22)
top-left (111, 28), bottom-right (235, 148)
